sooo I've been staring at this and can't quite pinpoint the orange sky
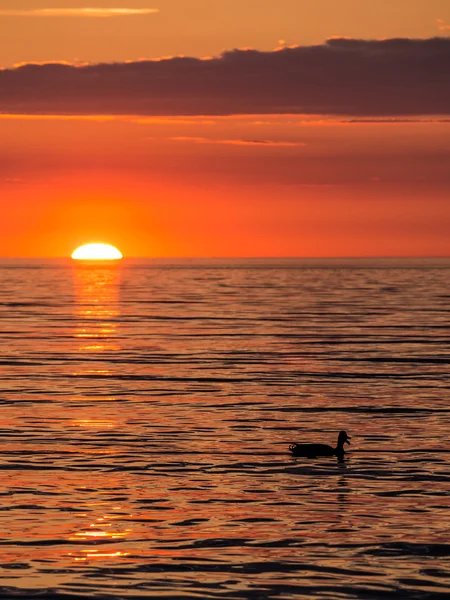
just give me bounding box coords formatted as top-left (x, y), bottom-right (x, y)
top-left (1, 115), bottom-right (449, 257)
top-left (0, 2), bottom-right (449, 257)
top-left (1, 0), bottom-right (449, 67)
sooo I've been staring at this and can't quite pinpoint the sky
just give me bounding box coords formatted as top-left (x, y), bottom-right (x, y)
top-left (0, 1), bottom-right (449, 257)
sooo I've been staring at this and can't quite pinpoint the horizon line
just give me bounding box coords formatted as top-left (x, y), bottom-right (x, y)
top-left (1, 256), bottom-right (449, 261)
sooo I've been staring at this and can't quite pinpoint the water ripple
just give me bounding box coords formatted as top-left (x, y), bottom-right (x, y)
top-left (0, 259), bottom-right (449, 599)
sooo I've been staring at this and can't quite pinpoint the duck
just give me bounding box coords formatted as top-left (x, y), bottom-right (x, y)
top-left (289, 430), bottom-right (351, 461)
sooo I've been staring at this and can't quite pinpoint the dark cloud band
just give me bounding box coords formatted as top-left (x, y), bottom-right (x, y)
top-left (1, 37), bottom-right (449, 116)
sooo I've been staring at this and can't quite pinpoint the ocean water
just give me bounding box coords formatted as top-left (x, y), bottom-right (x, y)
top-left (0, 258), bottom-right (449, 600)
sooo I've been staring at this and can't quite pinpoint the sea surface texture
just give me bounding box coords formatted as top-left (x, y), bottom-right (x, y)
top-left (0, 258), bottom-right (449, 600)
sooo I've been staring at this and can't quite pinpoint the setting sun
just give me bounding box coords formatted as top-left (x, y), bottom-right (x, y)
top-left (71, 243), bottom-right (123, 261)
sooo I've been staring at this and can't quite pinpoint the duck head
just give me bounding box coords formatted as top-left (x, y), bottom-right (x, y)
top-left (337, 431), bottom-right (351, 447)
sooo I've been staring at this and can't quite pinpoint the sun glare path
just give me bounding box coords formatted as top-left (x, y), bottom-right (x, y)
top-left (72, 243), bottom-right (123, 261)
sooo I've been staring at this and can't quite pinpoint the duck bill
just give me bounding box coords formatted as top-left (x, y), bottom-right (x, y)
top-left (345, 437), bottom-right (351, 445)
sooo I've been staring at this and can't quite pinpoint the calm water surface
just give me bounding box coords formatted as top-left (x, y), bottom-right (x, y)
top-left (0, 258), bottom-right (449, 599)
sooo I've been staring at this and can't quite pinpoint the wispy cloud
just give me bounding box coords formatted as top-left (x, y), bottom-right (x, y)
top-left (436, 19), bottom-right (450, 31)
top-left (170, 137), bottom-right (305, 147)
top-left (0, 8), bottom-right (159, 18)
top-left (0, 114), bottom-right (217, 126)
top-left (134, 117), bottom-right (215, 125)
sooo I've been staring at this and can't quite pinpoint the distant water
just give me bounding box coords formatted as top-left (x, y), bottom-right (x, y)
top-left (0, 258), bottom-right (449, 599)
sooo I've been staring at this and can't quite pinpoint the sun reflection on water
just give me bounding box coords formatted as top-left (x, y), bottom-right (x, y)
top-left (71, 418), bottom-right (116, 428)
top-left (72, 262), bottom-right (122, 353)
top-left (69, 528), bottom-right (131, 541)
top-left (70, 550), bottom-right (131, 562)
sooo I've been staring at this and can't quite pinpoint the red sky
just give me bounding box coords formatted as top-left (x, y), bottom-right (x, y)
top-left (0, 1), bottom-right (449, 257)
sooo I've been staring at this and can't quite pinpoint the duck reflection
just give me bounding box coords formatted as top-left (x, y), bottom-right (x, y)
top-left (72, 262), bottom-right (122, 354)
top-left (337, 476), bottom-right (350, 505)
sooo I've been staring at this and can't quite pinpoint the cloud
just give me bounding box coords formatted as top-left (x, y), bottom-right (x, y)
top-left (133, 117), bottom-right (216, 125)
top-left (436, 19), bottom-right (450, 31)
top-left (0, 8), bottom-right (159, 18)
top-left (170, 136), bottom-right (305, 147)
top-left (0, 37), bottom-right (449, 116)
top-left (346, 117), bottom-right (450, 123)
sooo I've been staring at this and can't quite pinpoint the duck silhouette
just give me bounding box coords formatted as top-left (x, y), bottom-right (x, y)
top-left (289, 431), bottom-right (351, 461)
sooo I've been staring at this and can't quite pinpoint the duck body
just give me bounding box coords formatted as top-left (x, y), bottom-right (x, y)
top-left (289, 443), bottom-right (335, 458)
top-left (289, 431), bottom-right (351, 460)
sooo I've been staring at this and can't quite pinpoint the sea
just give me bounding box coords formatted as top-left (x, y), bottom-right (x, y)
top-left (0, 258), bottom-right (449, 599)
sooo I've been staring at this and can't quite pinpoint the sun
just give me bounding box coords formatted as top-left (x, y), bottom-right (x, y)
top-left (71, 243), bottom-right (123, 261)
